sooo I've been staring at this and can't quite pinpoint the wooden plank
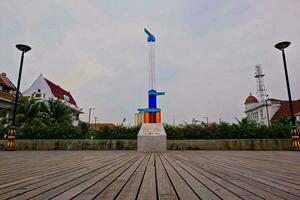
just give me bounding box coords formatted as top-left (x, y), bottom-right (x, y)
top-left (93, 153), bottom-right (146, 200)
top-left (173, 151), bottom-right (300, 200)
top-left (136, 153), bottom-right (157, 200)
top-left (180, 151), bottom-right (300, 199)
top-left (0, 152), bottom-right (129, 198)
top-left (0, 152), bottom-right (125, 194)
top-left (0, 151), bottom-right (124, 185)
top-left (1, 151), bottom-right (300, 200)
top-left (171, 152), bottom-right (263, 200)
top-left (69, 154), bottom-right (142, 200)
top-left (8, 153), bottom-right (137, 200)
top-left (115, 154), bottom-right (150, 200)
top-left (171, 153), bottom-right (284, 200)
top-left (170, 154), bottom-right (242, 200)
top-left (155, 153), bottom-right (178, 200)
top-left (159, 153), bottom-right (199, 200)
top-left (162, 153), bottom-right (220, 200)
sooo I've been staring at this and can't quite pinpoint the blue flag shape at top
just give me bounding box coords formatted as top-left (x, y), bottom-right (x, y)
top-left (144, 28), bottom-right (155, 42)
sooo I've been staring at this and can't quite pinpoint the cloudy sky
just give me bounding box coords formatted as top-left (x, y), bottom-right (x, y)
top-left (1, 0), bottom-right (299, 125)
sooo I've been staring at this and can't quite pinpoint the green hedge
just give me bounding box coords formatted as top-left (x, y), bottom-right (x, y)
top-left (0, 122), bottom-right (292, 140)
top-left (165, 123), bottom-right (290, 139)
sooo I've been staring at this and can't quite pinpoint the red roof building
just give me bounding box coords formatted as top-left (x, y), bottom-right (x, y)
top-left (244, 94), bottom-right (258, 104)
top-left (90, 123), bottom-right (116, 130)
top-left (0, 73), bottom-right (16, 91)
top-left (0, 73), bottom-right (16, 107)
top-left (44, 79), bottom-right (77, 106)
top-left (23, 74), bottom-right (82, 125)
top-left (271, 99), bottom-right (300, 122)
top-left (244, 94), bottom-right (300, 124)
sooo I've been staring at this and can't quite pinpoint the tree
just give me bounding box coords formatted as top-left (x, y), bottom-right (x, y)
top-left (43, 99), bottom-right (73, 125)
top-left (0, 96), bottom-right (46, 126)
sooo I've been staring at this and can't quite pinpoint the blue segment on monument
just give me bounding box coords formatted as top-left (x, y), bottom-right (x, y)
top-left (148, 90), bottom-right (165, 96)
top-left (138, 108), bottom-right (161, 113)
top-left (148, 90), bottom-right (157, 108)
top-left (144, 28), bottom-right (155, 42)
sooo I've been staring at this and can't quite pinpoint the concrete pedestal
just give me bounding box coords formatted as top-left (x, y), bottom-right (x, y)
top-left (137, 123), bottom-right (167, 152)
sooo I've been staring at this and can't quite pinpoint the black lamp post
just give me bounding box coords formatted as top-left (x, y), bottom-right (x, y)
top-left (274, 41), bottom-right (300, 150)
top-left (6, 44), bottom-right (31, 151)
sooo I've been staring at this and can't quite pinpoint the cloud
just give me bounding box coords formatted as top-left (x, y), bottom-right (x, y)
top-left (0, 0), bottom-right (299, 124)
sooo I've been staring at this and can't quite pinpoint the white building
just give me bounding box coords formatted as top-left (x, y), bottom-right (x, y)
top-left (244, 94), bottom-right (300, 125)
top-left (134, 112), bottom-right (144, 126)
top-left (23, 74), bottom-right (82, 125)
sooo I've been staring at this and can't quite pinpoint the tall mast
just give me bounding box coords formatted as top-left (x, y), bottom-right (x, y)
top-left (144, 28), bottom-right (156, 90)
top-left (138, 28), bottom-right (165, 124)
top-left (255, 64), bottom-right (267, 102)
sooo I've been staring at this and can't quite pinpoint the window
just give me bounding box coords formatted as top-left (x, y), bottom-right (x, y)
top-left (35, 91), bottom-right (41, 98)
top-left (37, 89), bottom-right (41, 93)
top-left (0, 86), bottom-right (3, 91)
top-left (63, 95), bottom-right (70, 102)
top-left (43, 93), bottom-right (46, 98)
top-left (260, 109), bottom-right (264, 119)
top-left (253, 112), bottom-right (258, 121)
top-left (247, 113), bottom-right (250, 119)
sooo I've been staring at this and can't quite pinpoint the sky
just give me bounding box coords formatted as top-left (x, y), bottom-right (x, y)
top-left (1, 0), bottom-right (300, 125)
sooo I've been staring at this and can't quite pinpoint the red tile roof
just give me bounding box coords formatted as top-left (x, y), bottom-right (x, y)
top-left (90, 123), bottom-right (116, 130)
top-left (244, 95), bottom-right (258, 104)
top-left (44, 78), bottom-right (77, 106)
top-left (271, 99), bottom-right (300, 122)
top-left (0, 73), bottom-right (16, 90)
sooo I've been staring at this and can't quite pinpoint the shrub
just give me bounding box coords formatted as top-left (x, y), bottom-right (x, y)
top-left (0, 120), bottom-right (292, 140)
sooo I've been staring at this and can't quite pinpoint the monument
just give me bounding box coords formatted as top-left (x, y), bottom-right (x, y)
top-left (137, 28), bottom-right (167, 152)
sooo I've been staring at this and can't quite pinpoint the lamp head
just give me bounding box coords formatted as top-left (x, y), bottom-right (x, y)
top-left (16, 44), bottom-right (31, 52)
top-left (274, 41), bottom-right (291, 51)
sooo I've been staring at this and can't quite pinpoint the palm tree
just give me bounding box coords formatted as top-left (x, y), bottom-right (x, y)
top-left (16, 96), bottom-right (46, 124)
top-left (43, 99), bottom-right (73, 125)
top-left (0, 96), bottom-right (46, 126)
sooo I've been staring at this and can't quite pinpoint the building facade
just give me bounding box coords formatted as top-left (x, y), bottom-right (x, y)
top-left (23, 74), bottom-right (82, 125)
top-left (244, 94), bottom-right (300, 125)
top-left (134, 112), bottom-right (144, 126)
top-left (90, 123), bottom-right (116, 130)
top-left (0, 73), bottom-right (17, 122)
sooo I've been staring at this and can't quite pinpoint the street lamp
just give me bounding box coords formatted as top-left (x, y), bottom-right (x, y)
top-left (6, 44), bottom-right (31, 151)
top-left (274, 41), bottom-right (300, 150)
top-left (88, 108), bottom-right (95, 129)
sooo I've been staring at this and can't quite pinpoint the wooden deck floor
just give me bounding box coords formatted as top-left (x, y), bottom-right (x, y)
top-left (0, 151), bottom-right (299, 200)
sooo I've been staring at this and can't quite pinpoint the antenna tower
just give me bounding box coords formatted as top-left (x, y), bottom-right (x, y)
top-left (254, 64), bottom-right (267, 102)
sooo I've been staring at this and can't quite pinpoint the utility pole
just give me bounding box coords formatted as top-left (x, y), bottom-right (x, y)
top-left (202, 117), bottom-right (209, 127)
top-left (88, 108), bottom-right (95, 129)
top-left (94, 117), bottom-right (97, 130)
top-left (265, 95), bottom-right (270, 126)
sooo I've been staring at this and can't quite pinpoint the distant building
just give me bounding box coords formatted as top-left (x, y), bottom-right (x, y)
top-left (134, 112), bottom-right (144, 126)
top-left (90, 123), bottom-right (116, 130)
top-left (0, 73), bottom-right (17, 120)
top-left (23, 74), bottom-right (82, 125)
top-left (244, 94), bottom-right (300, 124)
